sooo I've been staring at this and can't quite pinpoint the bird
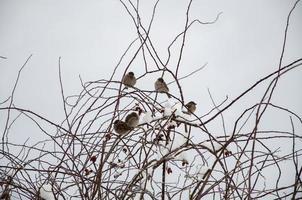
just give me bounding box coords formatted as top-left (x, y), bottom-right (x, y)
top-left (0, 190), bottom-right (10, 200)
top-left (122, 72), bottom-right (136, 89)
top-left (113, 120), bottom-right (132, 135)
top-left (185, 101), bottom-right (196, 114)
top-left (154, 78), bottom-right (171, 98)
top-left (125, 112), bottom-right (139, 128)
top-left (185, 101), bottom-right (197, 114)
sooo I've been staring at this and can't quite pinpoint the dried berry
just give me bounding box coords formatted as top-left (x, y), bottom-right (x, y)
top-left (224, 150), bottom-right (232, 157)
top-left (113, 174), bottom-right (120, 178)
top-left (135, 106), bottom-right (143, 115)
top-left (105, 133), bottom-right (111, 141)
top-left (90, 155), bottom-right (97, 163)
top-left (84, 168), bottom-right (91, 176)
top-left (109, 162), bottom-right (118, 168)
top-left (182, 159), bottom-right (189, 166)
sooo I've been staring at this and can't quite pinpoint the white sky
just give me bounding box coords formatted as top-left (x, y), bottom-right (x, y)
top-left (0, 0), bottom-right (302, 199)
top-left (1, 0), bottom-right (301, 140)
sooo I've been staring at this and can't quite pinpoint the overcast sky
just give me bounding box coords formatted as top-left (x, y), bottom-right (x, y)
top-left (1, 0), bottom-right (301, 140)
top-left (0, 0), bottom-right (301, 199)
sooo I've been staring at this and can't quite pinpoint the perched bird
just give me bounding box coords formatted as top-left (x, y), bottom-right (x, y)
top-left (125, 112), bottom-right (139, 128)
top-left (185, 101), bottom-right (197, 114)
top-left (122, 72), bottom-right (136, 88)
top-left (113, 120), bottom-right (132, 135)
top-left (0, 190), bottom-right (10, 200)
top-left (154, 78), bottom-right (171, 98)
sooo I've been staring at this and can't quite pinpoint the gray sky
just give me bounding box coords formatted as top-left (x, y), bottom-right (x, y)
top-left (0, 0), bottom-right (301, 199)
top-left (1, 0), bottom-right (301, 115)
top-left (1, 0), bottom-right (301, 140)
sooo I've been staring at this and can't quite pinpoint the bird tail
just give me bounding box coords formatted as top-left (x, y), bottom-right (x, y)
top-left (166, 92), bottom-right (171, 98)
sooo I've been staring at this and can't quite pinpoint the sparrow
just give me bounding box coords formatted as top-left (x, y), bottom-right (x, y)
top-left (0, 190), bottom-right (10, 200)
top-left (154, 78), bottom-right (171, 98)
top-left (125, 112), bottom-right (139, 128)
top-left (113, 120), bottom-right (132, 135)
top-left (122, 72), bottom-right (136, 88)
top-left (185, 101), bottom-right (197, 114)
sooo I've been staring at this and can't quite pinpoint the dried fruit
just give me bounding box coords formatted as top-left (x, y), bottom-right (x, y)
top-left (84, 168), bottom-right (91, 176)
top-left (224, 150), bottom-right (232, 157)
top-left (90, 155), bottom-right (97, 163)
top-left (105, 133), bottom-right (111, 141)
top-left (109, 162), bottom-right (118, 168)
top-left (182, 159), bottom-right (189, 166)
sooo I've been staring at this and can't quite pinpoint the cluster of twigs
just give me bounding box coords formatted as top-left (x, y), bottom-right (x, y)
top-left (1, 0), bottom-right (301, 199)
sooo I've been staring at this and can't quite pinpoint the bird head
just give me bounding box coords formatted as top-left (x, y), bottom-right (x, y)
top-left (158, 77), bottom-right (164, 82)
top-left (128, 72), bottom-right (134, 76)
top-left (189, 101), bottom-right (197, 105)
